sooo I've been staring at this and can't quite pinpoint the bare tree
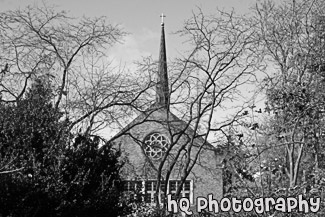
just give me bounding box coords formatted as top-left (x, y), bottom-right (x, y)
top-left (0, 4), bottom-right (149, 133)
top-left (113, 8), bottom-right (258, 211)
top-left (158, 8), bottom-right (256, 204)
top-left (251, 0), bottom-right (325, 188)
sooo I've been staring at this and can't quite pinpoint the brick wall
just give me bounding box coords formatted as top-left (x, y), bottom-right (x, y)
top-left (114, 108), bottom-right (224, 204)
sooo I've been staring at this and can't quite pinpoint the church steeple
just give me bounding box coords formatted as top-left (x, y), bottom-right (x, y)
top-left (156, 13), bottom-right (169, 108)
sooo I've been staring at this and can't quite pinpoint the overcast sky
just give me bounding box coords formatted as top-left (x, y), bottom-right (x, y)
top-left (1, 0), bottom-right (258, 65)
top-left (1, 0), bottom-right (265, 138)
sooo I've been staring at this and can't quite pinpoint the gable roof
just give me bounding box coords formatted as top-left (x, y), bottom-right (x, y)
top-left (109, 105), bottom-right (220, 153)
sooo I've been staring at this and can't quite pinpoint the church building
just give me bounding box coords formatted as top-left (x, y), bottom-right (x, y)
top-left (112, 17), bottom-right (224, 208)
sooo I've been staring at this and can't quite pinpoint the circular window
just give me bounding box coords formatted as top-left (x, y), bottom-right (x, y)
top-left (143, 133), bottom-right (169, 160)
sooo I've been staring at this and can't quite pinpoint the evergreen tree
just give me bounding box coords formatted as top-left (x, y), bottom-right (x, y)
top-left (0, 78), bottom-right (126, 217)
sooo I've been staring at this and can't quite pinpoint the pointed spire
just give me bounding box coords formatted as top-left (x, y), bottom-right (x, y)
top-left (156, 14), bottom-right (169, 108)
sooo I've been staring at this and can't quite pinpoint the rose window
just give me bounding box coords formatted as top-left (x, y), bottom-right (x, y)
top-left (143, 133), bottom-right (169, 160)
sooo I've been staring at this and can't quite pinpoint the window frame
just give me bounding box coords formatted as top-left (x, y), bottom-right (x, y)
top-left (122, 179), bottom-right (194, 205)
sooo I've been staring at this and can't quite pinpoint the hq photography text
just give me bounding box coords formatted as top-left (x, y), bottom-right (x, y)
top-left (167, 194), bottom-right (320, 215)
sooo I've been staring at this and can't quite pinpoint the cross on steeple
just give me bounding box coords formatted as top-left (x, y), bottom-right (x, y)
top-left (160, 13), bottom-right (166, 25)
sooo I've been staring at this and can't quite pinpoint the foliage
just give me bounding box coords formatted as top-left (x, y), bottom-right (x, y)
top-left (56, 134), bottom-right (125, 216)
top-left (0, 78), bottom-right (65, 216)
top-left (0, 78), bottom-right (126, 217)
top-left (219, 1), bottom-right (325, 216)
top-left (254, 0), bottom-right (325, 194)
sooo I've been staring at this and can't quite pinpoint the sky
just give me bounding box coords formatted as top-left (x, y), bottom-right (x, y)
top-left (0, 0), bottom-right (258, 65)
top-left (0, 0), bottom-right (265, 138)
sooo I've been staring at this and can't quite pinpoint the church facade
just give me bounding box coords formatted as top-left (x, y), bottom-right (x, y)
top-left (112, 20), bottom-right (224, 208)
